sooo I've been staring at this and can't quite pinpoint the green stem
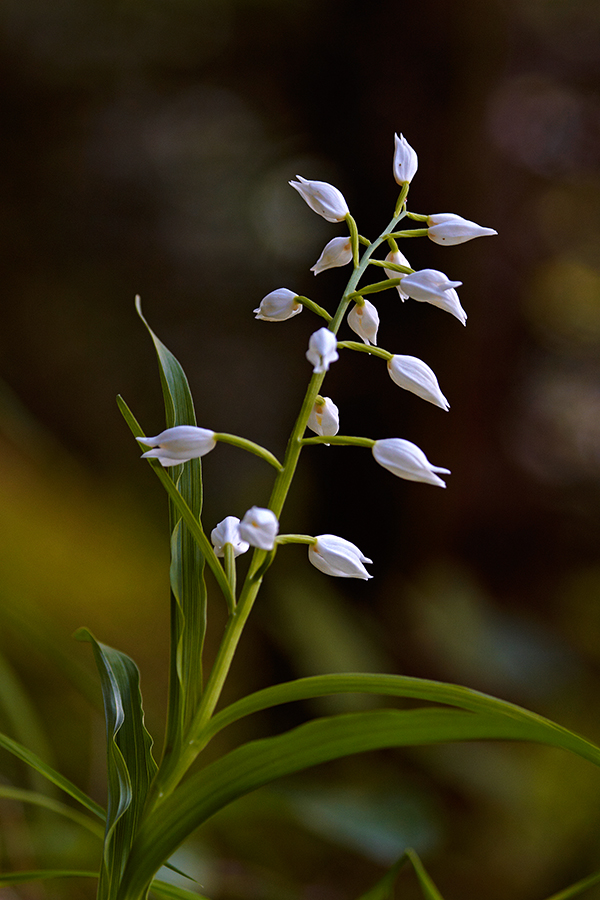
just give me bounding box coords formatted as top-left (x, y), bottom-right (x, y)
top-left (337, 341), bottom-right (392, 361)
top-left (296, 296), bottom-right (333, 322)
top-left (300, 435), bottom-right (375, 448)
top-left (214, 433), bottom-right (283, 470)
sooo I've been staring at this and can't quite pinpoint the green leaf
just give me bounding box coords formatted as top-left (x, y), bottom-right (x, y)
top-left (0, 785), bottom-right (104, 837)
top-left (118, 706), bottom-right (600, 899)
top-left (544, 869), bottom-right (600, 900)
top-left (405, 848), bottom-right (445, 900)
top-left (0, 645), bottom-right (56, 793)
top-left (0, 729), bottom-right (105, 819)
top-left (77, 629), bottom-right (157, 900)
top-left (202, 672), bottom-right (600, 763)
top-left (150, 880), bottom-right (211, 900)
top-left (0, 870), bottom-right (98, 886)
top-left (355, 853), bottom-right (407, 900)
top-left (135, 295), bottom-right (207, 754)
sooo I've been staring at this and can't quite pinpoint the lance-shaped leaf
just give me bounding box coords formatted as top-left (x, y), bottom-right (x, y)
top-left (118, 706), bottom-right (600, 899)
top-left (135, 297), bottom-right (208, 756)
top-left (77, 629), bottom-right (157, 900)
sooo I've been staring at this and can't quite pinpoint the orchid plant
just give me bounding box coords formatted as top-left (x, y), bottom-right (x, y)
top-left (3, 134), bottom-right (600, 900)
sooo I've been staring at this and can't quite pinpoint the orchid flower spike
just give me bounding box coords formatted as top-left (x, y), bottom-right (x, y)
top-left (307, 396), bottom-right (339, 437)
top-left (138, 426), bottom-right (216, 467)
top-left (254, 288), bottom-right (302, 322)
top-left (347, 298), bottom-right (379, 346)
top-left (239, 506), bottom-right (279, 551)
top-left (372, 438), bottom-right (450, 488)
top-left (310, 236), bottom-right (352, 275)
top-left (211, 516), bottom-right (250, 558)
top-left (309, 534), bottom-right (373, 580)
top-left (306, 327), bottom-right (339, 373)
top-left (384, 249), bottom-right (411, 300)
top-left (289, 175), bottom-right (349, 223)
top-left (393, 133), bottom-right (418, 185)
top-left (427, 213), bottom-right (497, 246)
top-left (387, 355), bottom-right (449, 410)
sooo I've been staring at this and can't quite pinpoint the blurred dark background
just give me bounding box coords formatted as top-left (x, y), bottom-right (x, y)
top-left (2, 0), bottom-right (600, 897)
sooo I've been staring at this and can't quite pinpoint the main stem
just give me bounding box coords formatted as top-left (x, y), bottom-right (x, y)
top-left (147, 191), bottom-right (410, 804)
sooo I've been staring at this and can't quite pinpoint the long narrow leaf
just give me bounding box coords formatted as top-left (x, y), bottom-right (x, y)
top-left (118, 707), bottom-right (600, 899)
top-left (544, 870), bottom-right (600, 900)
top-left (77, 629), bottom-right (157, 900)
top-left (0, 785), bottom-right (104, 837)
top-left (0, 870), bottom-right (98, 886)
top-left (203, 672), bottom-right (600, 762)
top-left (150, 880), bottom-right (211, 900)
top-left (355, 853), bottom-right (407, 900)
top-left (0, 730), bottom-right (105, 819)
top-left (135, 296), bottom-right (208, 756)
top-left (405, 848), bottom-right (445, 900)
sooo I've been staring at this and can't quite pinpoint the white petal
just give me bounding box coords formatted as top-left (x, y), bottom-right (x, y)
top-left (347, 299), bottom-right (379, 346)
top-left (310, 236), bottom-right (352, 275)
top-left (239, 506), bottom-right (279, 550)
top-left (387, 355), bottom-right (449, 410)
top-left (372, 438), bottom-right (450, 487)
top-left (306, 327), bottom-right (339, 373)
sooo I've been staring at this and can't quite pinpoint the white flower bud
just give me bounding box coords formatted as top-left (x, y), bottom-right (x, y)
top-left (210, 516), bottom-right (250, 558)
top-left (427, 213), bottom-right (497, 246)
top-left (309, 534), bottom-right (373, 580)
top-left (307, 396), bottom-right (339, 437)
top-left (393, 133), bottom-right (418, 185)
top-left (306, 327), bottom-right (339, 374)
top-left (399, 269), bottom-right (467, 323)
top-left (289, 176), bottom-right (349, 223)
top-left (254, 288), bottom-right (302, 322)
top-left (399, 268), bottom-right (462, 303)
top-left (139, 426), bottom-right (216, 467)
top-left (429, 287), bottom-right (468, 325)
top-left (387, 355), bottom-right (449, 410)
top-left (310, 236), bottom-right (353, 275)
top-left (384, 249), bottom-right (411, 300)
top-left (372, 438), bottom-right (450, 488)
top-left (239, 506), bottom-right (279, 551)
top-left (347, 299), bottom-right (380, 346)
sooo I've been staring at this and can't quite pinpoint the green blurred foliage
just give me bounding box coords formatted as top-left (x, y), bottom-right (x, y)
top-left (2, 0), bottom-right (600, 897)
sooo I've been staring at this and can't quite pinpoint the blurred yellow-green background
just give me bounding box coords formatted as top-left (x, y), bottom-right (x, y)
top-left (3, 0), bottom-right (600, 897)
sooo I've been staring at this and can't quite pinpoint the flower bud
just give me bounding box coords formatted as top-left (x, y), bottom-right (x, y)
top-left (399, 269), bottom-right (467, 324)
top-left (347, 299), bottom-right (379, 346)
top-left (254, 288), bottom-right (302, 322)
top-left (306, 327), bottom-right (339, 373)
top-left (427, 213), bottom-right (497, 245)
top-left (307, 396), bottom-right (339, 437)
top-left (387, 355), bottom-right (449, 410)
top-left (310, 236), bottom-right (352, 275)
top-left (309, 534), bottom-right (373, 580)
top-left (139, 426), bottom-right (216, 467)
top-left (399, 268), bottom-right (462, 303)
top-left (239, 506), bottom-right (279, 551)
top-left (211, 516), bottom-right (250, 558)
top-left (372, 438), bottom-right (450, 487)
top-left (393, 133), bottom-right (418, 185)
top-left (384, 249), bottom-right (411, 300)
top-left (289, 176), bottom-right (349, 223)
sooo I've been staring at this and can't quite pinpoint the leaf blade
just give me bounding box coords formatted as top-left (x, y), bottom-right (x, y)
top-left (77, 629), bottom-right (157, 900)
top-left (118, 706), bottom-right (600, 899)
